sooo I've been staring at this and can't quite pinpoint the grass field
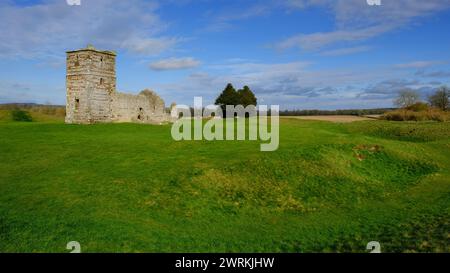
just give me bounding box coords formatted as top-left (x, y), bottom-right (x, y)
top-left (280, 115), bottom-right (375, 122)
top-left (0, 112), bottom-right (449, 252)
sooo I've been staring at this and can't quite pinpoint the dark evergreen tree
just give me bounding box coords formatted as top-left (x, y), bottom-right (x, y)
top-left (215, 84), bottom-right (258, 117)
top-left (237, 86), bottom-right (257, 107)
top-left (215, 83), bottom-right (240, 112)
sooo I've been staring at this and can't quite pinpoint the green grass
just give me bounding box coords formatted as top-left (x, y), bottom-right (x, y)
top-left (0, 117), bottom-right (449, 253)
top-left (0, 109), bottom-right (65, 123)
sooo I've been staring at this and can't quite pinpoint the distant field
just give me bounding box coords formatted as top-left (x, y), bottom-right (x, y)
top-left (0, 108), bottom-right (65, 123)
top-left (0, 112), bottom-right (449, 252)
top-left (281, 115), bottom-right (377, 123)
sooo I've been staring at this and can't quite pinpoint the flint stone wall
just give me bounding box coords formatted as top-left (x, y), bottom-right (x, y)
top-left (65, 46), bottom-right (171, 124)
top-left (111, 90), bottom-right (167, 124)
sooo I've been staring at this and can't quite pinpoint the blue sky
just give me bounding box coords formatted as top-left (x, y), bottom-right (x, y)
top-left (1, 0), bottom-right (450, 110)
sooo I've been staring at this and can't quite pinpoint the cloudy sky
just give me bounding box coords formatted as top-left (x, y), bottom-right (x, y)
top-left (1, 0), bottom-right (450, 109)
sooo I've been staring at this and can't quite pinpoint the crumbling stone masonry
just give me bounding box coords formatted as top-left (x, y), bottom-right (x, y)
top-left (65, 45), bottom-right (171, 124)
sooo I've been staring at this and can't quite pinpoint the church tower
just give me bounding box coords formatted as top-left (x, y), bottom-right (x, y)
top-left (65, 45), bottom-right (116, 124)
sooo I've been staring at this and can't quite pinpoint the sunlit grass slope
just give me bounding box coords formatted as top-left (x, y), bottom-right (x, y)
top-left (0, 118), bottom-right (449, 252)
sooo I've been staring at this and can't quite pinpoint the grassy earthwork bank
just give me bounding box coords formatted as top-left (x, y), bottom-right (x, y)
top-left (0, 111), bottom-right (449, 252)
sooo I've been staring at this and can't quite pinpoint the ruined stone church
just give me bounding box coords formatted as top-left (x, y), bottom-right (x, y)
top-left (65, 45), bottom-right (171, 124)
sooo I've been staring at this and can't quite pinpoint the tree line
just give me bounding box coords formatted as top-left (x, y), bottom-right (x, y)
top-left (383, 86), bottom-right (450, 121)
top-left (395, 86), bottom-right (450, 111)
top-left (213, 84), bottom-right (450, 117)
top-left (279, 108), bottom-right (393, 116)
top-left (214, 84), bottom-right (394, 116)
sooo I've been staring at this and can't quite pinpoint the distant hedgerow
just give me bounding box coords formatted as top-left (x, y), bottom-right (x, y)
top-left (382, 108), bottom-right (450, 122)
top-left (11, 110), bottom-right (33, 122)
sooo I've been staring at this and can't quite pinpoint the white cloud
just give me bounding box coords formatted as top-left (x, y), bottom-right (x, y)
top-left (202, 4), bottom-right (270, 32)
top-left (155, 59), bottom-right (413, 108)
top-left (320, 46), bottom-right (372, 56)
top-left (275, 0), bottom-right (450, 52)
top-left (0, 81), bottom-right (64, 104)
top-left (358, 78), bottom-right (441, 100)
top-left (415, 70), bottom-right (450, 78)
top-left (395, 61), bottom-right (444, 69)
top-left (216, 4), bottom-right (269, 22)
top-left (0, 0), bottom-right (179, 59)
top-left (276, 27), bottom-right (386, 51)
top-left (149, 57), bottom-right (201, 71)
top-left (155, 55), bottom-right (449, 109)
top-left (121, 37), bottom-right (180, 56)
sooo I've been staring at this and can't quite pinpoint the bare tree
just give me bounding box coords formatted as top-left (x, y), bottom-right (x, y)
top-left (394, 89), bottom-right (420, 108)
top-left (428, 86), bottom-right (450, 111)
